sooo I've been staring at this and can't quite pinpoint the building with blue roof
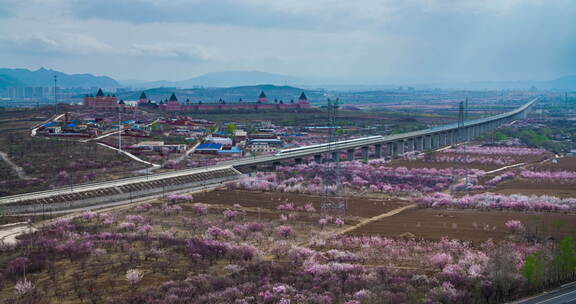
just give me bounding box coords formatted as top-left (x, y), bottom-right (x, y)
top-left (195, 143), bottom-right (223, 155)
top-left (218, 146), bottom-right (243, 156)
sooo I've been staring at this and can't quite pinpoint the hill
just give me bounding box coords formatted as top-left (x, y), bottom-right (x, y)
top-left (116, 84), bottom-right (324, 103)
top-left (132, 71), bottom-right (306, 88)
top-left (0, 67), bottom-right (119, 88)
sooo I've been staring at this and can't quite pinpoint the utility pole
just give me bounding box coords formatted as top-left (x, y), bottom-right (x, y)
top-left (321, 98), bottom-right (347, 218)
top-left (452, 101), bottom-right (468, 192)
top-left (54, 75), bottom-right (58, 114)
top-left (118, 107), bottom-right (122, 154)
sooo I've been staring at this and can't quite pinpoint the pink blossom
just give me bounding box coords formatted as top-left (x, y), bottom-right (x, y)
top-left (505, 220), bottom-right (525, 233)
top-left (81, 211), bottom-right (96, 221)
top-left (119, 221), bottom-right (136, 230)
top-left (223, 209), bottom-right (242, 220)
top-left (276, 225), bottom-right (294, 238)
top-left (430, 253), bottom-right (452, 269)
top-left (14, 279), bottom-right (33, 296)
top-left (138, 224), bottom-right (153, 234)
top-left (125, 269), bottom-right (143, 285)
top-left (191, 203), bottom-right (208, 215)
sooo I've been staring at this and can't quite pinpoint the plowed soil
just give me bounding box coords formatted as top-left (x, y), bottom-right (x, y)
top-left (490, 180), bottom-right (576, 198)
top-left (193, 190), bottom-right (409, 219)
top-left (347, 208), bottom-right (576, 242)
top-left (532, 157), bottom-right (576, 171)
top-left (486, 157), bottom-right (576, 198)
top-left (390, 151), bottom-right (550, 172)
top-left (390, 160), bottom-right (498, 171)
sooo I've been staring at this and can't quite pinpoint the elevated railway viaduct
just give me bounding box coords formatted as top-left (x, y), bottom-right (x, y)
top-left (0, 99), bottom-right (537, 214)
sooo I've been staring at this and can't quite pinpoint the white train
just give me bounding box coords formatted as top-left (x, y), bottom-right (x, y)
top-left (275, 136), bottom-right (383, 155)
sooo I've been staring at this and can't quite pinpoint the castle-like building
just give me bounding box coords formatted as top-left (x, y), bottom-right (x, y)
top-left (84, 89), bottom-right (132, 111)
top-left (85, 89), bottom-right (312, 112)
top-left (139, 91), bottom-right (311, 112)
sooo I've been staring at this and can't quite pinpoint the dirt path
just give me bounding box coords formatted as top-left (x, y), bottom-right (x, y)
top-left (0, 222), bottom-right (37, 245)
top-left (30, 113), bottom-right (64, 137)
top-left (336, 204), bottom-right (417, 236)
top-left (0, 151), bottom-right (33, 180)
top-left (95, 142), bottom-right (160, 169)
top-left (484, 162), bottom-right (527, 175)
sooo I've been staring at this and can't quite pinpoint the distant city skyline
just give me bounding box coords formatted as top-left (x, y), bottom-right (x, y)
top-left (0, 0), bottom-right (575, 84)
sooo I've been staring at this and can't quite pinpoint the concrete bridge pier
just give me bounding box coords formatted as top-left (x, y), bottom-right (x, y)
top-left (331, 151), bottom-right (340, 162)
top-left (387, 142), bottom-right (394, 157)
top-left (432, 134), bottom-right (439, 149)
top-left (347, 149), bottom-right (355, 161)
top-left (406, 139), bottom-right (415, 152)
top-left (451, 130), bottom-right (459, 144)
top-left (439, 133), bottom-right (446, 146)
top-left (314, 154), bottom-right (322, 163)
top-left (362, 146), bottom-right (369, 162)
top-left (415, 137), bottom-right (423, 151)
top-left (375, 144), bottom-right (382, 158)
top-left (445, 132), bottom-right (452, 145)
top-left (395, 140), bottom-right (404, 156)
top-left (424, 135), bottom-right (432, 150)
top-left (458, 128), bottom-right (466, 143)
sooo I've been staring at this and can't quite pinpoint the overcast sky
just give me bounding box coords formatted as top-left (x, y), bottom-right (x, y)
top-left (0, 0), bottom-right (575, 84)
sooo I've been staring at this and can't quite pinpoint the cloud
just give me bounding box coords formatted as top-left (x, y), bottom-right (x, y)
top-left (131, 43), bottom-right (224, 61)
top-left (0, 0), bottom-right (574, 82)
top-left (3, 33), bottom-right (119, 56)
top-left (60, 0), bottom-right (315, 29)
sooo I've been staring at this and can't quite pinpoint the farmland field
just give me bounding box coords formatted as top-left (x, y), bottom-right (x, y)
top-left (347, 208), bottom-right (576, 242)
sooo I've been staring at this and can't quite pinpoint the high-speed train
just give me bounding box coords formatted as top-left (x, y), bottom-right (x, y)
top-left (275, 136), bottom-right (383, 156)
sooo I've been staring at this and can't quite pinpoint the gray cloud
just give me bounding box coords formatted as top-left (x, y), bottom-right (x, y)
top-left (66, 0), bottom-right (316, 29)
top-left (0, 0), bottom-right (574, 83)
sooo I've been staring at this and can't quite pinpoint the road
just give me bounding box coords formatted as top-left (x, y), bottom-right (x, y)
top-left (0, 151), bottom-right (33, 180)
top-left (516, 282), bottom-right (576, 304)
top-left (95, 141), bottom-right (160, 168)
top-left (80, 118), bottom-right (159, 143)
top-left (0, 222), bottom-right (37, 245)
top-left (30, 113), bottom-right (65, 136)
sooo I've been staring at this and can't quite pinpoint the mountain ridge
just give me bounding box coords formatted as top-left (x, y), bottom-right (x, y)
top-left (2, 67), bottom-right (576, 91)
top-left (130, 70), bottom-right (307, 88)
top-left (0, 67), bottom-right (119, 88)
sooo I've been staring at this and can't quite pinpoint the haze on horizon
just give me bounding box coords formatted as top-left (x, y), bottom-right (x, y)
top-left (0, 0), bottom-right (575, 85)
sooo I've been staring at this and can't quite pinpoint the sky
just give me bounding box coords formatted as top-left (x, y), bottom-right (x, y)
top-left (0, 0), bottom-right (575, 84)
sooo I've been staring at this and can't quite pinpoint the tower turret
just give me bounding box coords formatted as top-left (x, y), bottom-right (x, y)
top-left (298, 92), bottom-right (310, 105)
top-left (258, 91), bottom-right (268, 103)
top-left (138, 91), bottom-right (148, 104)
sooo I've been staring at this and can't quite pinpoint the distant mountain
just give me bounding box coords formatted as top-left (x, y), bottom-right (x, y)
top-left (0, 68), bottom-right (119, 88)
top-left (129, 71), bottom-right (307, 88)
top-left (0, 74), bottom-right (23, 88)
top-left (116, 84), bottom-right (324, 104)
